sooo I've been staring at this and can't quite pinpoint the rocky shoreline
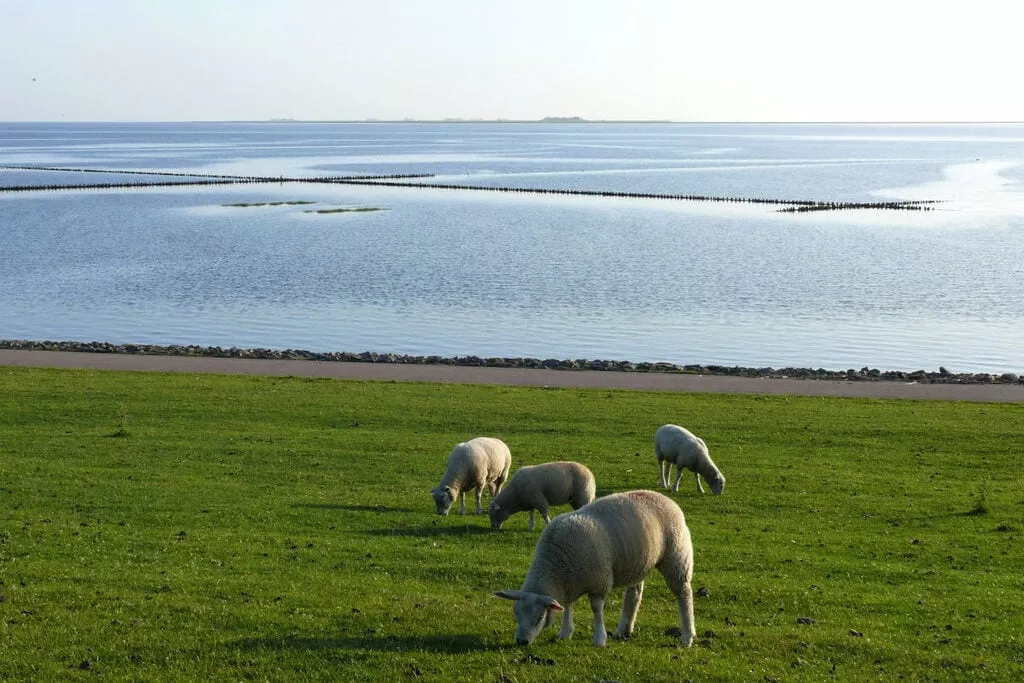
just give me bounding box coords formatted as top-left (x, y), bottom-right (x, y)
top-left (2, 339), bottom-right (1019, 385)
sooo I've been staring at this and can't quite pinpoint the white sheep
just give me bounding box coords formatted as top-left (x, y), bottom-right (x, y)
top-left (488, 461), bottom-right (596, 530)
top-left (431, 437), bottom-right (512, 515)
top-left (495, 489), bottom-right (696, 647)
top-left (655, 424), bottom-right (725, 495)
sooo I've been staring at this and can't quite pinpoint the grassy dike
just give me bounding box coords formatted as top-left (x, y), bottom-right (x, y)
top-left (0, 366), bottom-right (1021, 681)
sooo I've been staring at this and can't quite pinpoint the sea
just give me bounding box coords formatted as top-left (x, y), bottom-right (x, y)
top-left (2, 121), bottom-right (1023, 374)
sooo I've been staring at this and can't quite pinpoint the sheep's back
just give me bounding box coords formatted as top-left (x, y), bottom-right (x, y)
top-left (536, 490), bottom-right (686, 591)
top-left (532, 462), bottom-right (592, 502)
top-left (655, 424), bottom-right (707, 467)
top-left (448, 437), bottom-right (510, 482)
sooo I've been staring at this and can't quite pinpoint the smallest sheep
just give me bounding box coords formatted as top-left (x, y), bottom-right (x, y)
top-left (655, 424), bottom-right (725, 495)
top-left (431, 437), bottom-right (512, 515)
top-left (489, 461), bottom-right (596, 530)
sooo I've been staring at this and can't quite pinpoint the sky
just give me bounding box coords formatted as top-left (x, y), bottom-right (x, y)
top-left (2, 0), bottom-right (1022, 123)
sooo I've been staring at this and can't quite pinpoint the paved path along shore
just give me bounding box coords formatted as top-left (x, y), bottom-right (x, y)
top-left (3, 349), bottom-right (1022, 402)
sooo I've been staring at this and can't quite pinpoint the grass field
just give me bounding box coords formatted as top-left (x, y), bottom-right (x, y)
top-left (1, 366), bottom-right (1021, 681)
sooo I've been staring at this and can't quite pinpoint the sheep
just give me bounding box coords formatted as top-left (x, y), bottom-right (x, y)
top-left (655, 424), bottom-right (725, 495)
top-left (495, 489), bottom-right (696, 647)
top-left (431, 437), bottom-right (512, 515)
top-left (488, 461), bottom-right (596, 530)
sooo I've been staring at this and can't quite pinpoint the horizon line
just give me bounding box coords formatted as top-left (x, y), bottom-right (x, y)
top-left (4, 118), bottom-right (1024, 125)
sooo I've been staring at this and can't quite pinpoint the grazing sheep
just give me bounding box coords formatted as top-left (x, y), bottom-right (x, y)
top-left (655, 424), bottom-right (725, 495)
top-left (489, 461), bottom-right (596, 530)
top-left (431, 437), bottom-right (511, 515)
top-left (495, 490), bottom-right (695, 647)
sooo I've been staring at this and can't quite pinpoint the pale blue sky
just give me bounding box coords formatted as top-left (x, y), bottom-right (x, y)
top-left (2, 0), bottom-right (1021, 122)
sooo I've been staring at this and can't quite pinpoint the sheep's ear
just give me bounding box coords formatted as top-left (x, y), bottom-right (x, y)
top-left (544, 597), bottom-right (564, 613)
top-left (494, 590), bottom-right (527, 601)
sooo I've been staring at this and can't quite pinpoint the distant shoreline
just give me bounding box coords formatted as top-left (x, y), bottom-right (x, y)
top-left (7, 119), bottom-right (1024, 125)
top-left (268, 117), bottom-right (680, 124)
top-left (267, 119), bottom-right (1024, 125)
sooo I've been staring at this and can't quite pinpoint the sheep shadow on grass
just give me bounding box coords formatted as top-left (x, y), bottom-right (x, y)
top-left (292, 502), bottom-right (421, 513)
top-left (363, 523), bottom-right (493, 538)
top-left (231, 632), bottom-right (502, 654)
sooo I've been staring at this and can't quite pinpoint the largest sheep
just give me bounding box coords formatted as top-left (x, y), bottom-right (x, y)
top-left (431, 437), bottom-right (511, 515)
top-left (489, 461), bottom-right (596, 530)
top-left (495, 490), bottom-right (695, 647)
top-left (655, 424), bottom-right (725, 495)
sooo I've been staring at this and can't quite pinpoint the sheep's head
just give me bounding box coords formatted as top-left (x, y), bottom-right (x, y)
top-left (431, 485), bottom-right (455, 515)
top-left (494, 589), bottom-right (563, 645)
top-left (710, 472), bottom-right (725, 496)
top-left (489, 501), bottom-right (510, 529)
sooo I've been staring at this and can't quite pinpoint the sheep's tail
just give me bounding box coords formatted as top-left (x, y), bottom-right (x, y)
top-left (574, 472), bottom-right (597, 507)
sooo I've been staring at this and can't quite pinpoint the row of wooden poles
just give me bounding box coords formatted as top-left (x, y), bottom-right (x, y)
top-left (0, 164), bottom-right (432, 190)
top-left (0, 164), bottom-right (938, 212)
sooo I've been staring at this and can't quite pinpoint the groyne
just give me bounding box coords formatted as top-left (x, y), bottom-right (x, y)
top-left (0, 165), bottom-right (434, 192)
top-left (0, 164), bottom-right (937, 212)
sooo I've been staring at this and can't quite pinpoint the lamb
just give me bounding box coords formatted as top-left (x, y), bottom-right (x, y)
top-left (431, 437), bottom-right (512, 515)
top-left (655, 424), bottom-right (725, 495)
top-left (488, 461), bottom-right (596, 530)
top-left (495, 489), bottom-right (696, 647)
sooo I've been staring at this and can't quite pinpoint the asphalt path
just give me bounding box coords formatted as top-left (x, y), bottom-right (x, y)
top-left (2, 349), bottom-right (1022, 402)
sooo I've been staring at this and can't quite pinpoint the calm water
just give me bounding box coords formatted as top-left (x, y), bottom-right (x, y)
top-left (2, 122), bottom-right (1024, 373)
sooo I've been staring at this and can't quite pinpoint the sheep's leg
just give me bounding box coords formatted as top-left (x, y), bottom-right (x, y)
top-left (694, 472), bottom-right (705, 494)
top-left (672, 466), bottom-right (684, 492)
top-left (528, 510), bottom-right (536, 531)
top-left (613, 581), bottom-right (644, 639)
top-left (537, 502), bottom-right (550, 526)
top-left (554, 602), bottom-right (574, 640)
top-left (676, 581), bottom-right (695, 646)
top-left (589, 594), bottom-right (608, 647)
top-left (457, 491), bottom-right (466, 515)
top-left (660, 553), bottom-right (696, 647)
top-left (474, 487), bottom-right (485, 514)
top-left (659, 459), bottom-right (669, 488)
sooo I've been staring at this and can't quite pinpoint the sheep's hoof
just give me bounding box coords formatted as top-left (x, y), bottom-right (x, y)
top-left (667, 627), bottom-right (695, 647)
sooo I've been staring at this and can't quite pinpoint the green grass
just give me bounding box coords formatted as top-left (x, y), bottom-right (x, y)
top-left (0, 367), bottom-right (1021, 681)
